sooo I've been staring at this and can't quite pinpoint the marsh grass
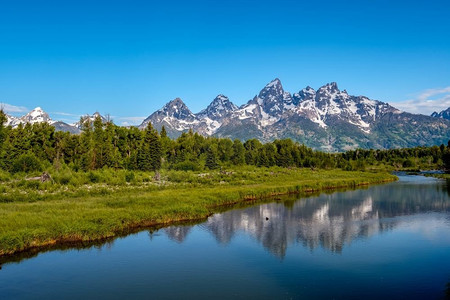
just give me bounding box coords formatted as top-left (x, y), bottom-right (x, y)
top-left (0, 167), bottom-right (397, 256)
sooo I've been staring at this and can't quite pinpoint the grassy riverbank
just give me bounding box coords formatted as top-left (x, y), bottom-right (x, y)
top-left (0, 167), bottom-right (397, 256)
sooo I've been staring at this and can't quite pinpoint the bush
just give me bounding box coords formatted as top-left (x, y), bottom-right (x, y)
top-left (166, 170), bottom-right (197, 183)
top-left (125, 171), bottom-right (135, 183)
top-left (172, 161), bottom-right (202, 171)
top-left (56, 172), bottom-right (72, 185)
top-left (0, 170), bottom-right (12, 182)
top-left (25, 180), bottom-right (41, 189)
top-left (402, 158), bottom-right (415, 168)
top-left (88, 171), bottom-right (100, 183)
top-left (12, 154), bottom-right (42, 173)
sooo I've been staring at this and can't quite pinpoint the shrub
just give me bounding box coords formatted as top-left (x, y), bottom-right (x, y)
top-left (25, 180), bottom-right (41, 189)
top-left (53, 170), bottom-right (72, 185)
top-left (125, 171), bottom-right (135, 183)
top-left (172, 161), bottom-right (202, 171)
top-left (88, 171), bottom-right (100, 183)
top-left (12, 153), bottom-right (42, 173)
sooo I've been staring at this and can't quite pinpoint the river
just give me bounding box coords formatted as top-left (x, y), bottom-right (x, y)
top-left (1, 173), bottom-right (450, 299)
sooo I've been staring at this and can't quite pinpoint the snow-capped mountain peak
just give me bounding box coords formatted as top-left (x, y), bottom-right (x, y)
top-left (197, 94), bottom-right (238, 121)
top-left (74, 112), bottom-right (108, 128)
top-left (139, 97), bottom-right (199, 133)
top-left (5, 114), bottom-right (19, 127)
top-left (20, 107), bottom-right (53, 124)
top-left (319, 82), bottom-right (339, 92)
top-left (431, 107), bottom-right (450, 120)
top-left (160, 98), bottom-right (196, 120)
top-left (257, 78), bottom-right (286, 104)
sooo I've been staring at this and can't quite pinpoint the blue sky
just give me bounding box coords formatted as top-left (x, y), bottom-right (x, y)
top-left (1, 0), bottom-right (450, 125)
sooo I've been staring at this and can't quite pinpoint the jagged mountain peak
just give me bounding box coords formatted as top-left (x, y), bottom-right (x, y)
top-left (74, 112), bottom-right (108, 129)
top-left (208, 94), bottom-right (237, 110)
top-left (21, 107), bottom-right (52, 124)
top-left (431, 107), bottom-right (450, 120)
top-left (5, 114), bottom-right (18, 127)
top-left (209, 94), bottom-right (232, 107)
top-left (317, 82), bottom-right (340, 94)
top-left (163, 98), bottom-right (188, 111)
top-left (215, 94), bottom-right (228, 101)
top-left (197, 94), bottom-right (238, 121)
top-left (259, 78), bottom-right (284, 98)
top-left (166, 97), bottom-right (184, 106)
top-left (265, 78), bottom-right (282, 88)
top-left (160, 97), bottom-right (195, 119)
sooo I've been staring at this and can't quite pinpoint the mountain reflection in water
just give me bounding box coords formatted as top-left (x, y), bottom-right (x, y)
top-left (164, 176), bottom-right (450, 257)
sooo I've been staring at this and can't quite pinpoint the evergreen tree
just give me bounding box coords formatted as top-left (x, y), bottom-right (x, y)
top-left (0, 110), bottom-right (7, 155)
top-left (160, 125), bottom-right (171, 162)
top-left (138, 123), bottom-right (162, 171)
top-left (160, 126), bottom-right (167, 139)
top-left (218, 138), bottom-right (233, 163)
top-left (444, 140), bottom-right (450, 172)
top-left (149, 127), bottom-right (162, 171)
top-left (205, 146), bottom-right (219, 170)
top-left (79, 117), bottom-right (95, 171)
top-left (231, 139), bottom-right (245, 165)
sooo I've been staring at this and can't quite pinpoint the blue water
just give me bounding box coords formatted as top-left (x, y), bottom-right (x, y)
top-left (1, 174), bottom-right (450, 299)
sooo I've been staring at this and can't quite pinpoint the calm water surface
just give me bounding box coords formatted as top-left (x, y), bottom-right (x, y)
top-left (1, 174), bottom-right (450, 299)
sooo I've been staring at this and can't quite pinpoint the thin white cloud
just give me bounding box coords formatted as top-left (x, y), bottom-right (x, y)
top-left (0, 103), bottom-right (28, 114)
top-left (51, 111), bottom-right (80, 117)
top-left (394, 87), bottom-right (450, 115)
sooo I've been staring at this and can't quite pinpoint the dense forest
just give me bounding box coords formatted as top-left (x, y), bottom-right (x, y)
top-left (1, 111), bottom-right (449, 174)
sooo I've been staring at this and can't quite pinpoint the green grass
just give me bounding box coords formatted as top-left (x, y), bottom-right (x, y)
top-left (0, 167), bottom-right (397, 256)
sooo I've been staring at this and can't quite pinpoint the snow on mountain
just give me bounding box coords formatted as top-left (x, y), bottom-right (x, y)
top-left (292, 82), bottom-right (398, 132)
top-left (197, 94), bottom-right (238, 121)
top-left (19, 107), bottom-right (54, 125)
top-left (140, 78), bottom-right (450, 151)
top-left (140, 95), bottom-right (239, 136)
top-left (138, 79), bottom-right (400, 135)
top-left (3, 107), bottom-right (80, 133)
top-left (231, 78), bottom-right (294, 129)
top-left (5, 114), bottom-right (19, 127)
top-left (196, 95), bottom-right (238, 135)
top-left (74, 112), bottom-right (108, 129)
top-left (139, 98), bottom-right (199, 135)
top-left (431, 107), bottom-right (450, 120)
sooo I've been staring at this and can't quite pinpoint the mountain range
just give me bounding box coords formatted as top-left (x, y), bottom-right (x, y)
top-left (4, 79), bottom-right (450, 151)
top-left (139, 79), bottom-right (450, 151)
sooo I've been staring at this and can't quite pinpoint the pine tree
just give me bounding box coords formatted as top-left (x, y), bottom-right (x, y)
top-left (138, 123), bottom-right (162, 171)
top-left (149, 127), bottom-right (162, 171)
top-left (160, 126), bottom-right (167, 139)
top-left (0, 110), bottom-right (7, 154)
top-left (443, 140), bottom-right (450, 172)
top-left (231, 139), bottom-right (245, 165)
top-left (80, 117), bottom-right (95, 171)
top-left (160, 125), bottom-right (171, 161)
top-left (205, 146), bottom-right (219, 170)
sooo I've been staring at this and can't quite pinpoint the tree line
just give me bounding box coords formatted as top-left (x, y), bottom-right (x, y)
top-left (0, 111), bottom-right (449, 173)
